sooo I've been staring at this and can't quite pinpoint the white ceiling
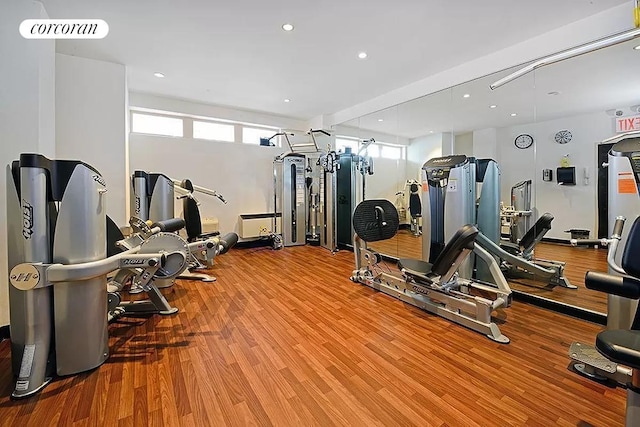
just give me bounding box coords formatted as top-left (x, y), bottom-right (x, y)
top-left (41, 0), bottom-right (629, 120)
top-left (352, 37), bottom-right (640, 139)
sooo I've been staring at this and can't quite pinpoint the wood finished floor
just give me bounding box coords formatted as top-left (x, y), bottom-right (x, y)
top-left (0, 245), bottom-right (625, 426)
top-left (371, 233), bottom-right (609, 313)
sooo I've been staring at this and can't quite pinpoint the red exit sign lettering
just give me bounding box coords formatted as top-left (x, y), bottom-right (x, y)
top-left (616, 115), bottom-right (640, 132)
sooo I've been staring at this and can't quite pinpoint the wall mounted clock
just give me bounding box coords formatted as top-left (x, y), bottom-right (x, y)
top-left (554, 130), bottom-right (572, 144)
top-left (514, 134), bottom-right (534, 149)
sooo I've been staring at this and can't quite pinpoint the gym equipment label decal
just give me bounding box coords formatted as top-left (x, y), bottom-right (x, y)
top-left (618, 173), bottom-right (636, 194)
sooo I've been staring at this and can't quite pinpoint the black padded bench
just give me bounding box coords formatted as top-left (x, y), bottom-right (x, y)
top-left (399, 224), bottom-right (478, 285)
top-left (501, 212), bottom-right (554, 258)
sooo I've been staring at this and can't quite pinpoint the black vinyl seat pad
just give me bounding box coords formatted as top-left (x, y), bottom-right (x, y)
top-left (518, 212), bottom-right (553, 251)
top-left (398, 224), bottom-right (478, 279)
top-left (398, 259), bottom-right (434, 283)
top-left (596, 330), bottom-right (640, 370)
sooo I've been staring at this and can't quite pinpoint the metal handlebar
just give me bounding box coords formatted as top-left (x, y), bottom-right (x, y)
top-left (572, 216), bottom-right (626, 275)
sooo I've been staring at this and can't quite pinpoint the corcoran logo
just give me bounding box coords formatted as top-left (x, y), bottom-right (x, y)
top-left (22, 201), bottom-right (34, 239)
top-left (432, 158), bottom-right (451, 164)
top-left (19, 19), bottom-right (109, 39)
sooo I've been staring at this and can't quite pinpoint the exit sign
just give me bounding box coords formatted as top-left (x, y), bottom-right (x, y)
top-left (616, 114), bottom-right (640, 132)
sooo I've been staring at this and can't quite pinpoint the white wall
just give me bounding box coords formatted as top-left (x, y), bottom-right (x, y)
top-left (129, 134), bottom-right (283, 234)
top-left (130, 92), bottom-right (308, 131)
top-left (366, 158), bottom-right (407, 202)
top-left (496, 110), bottom-right (615, 239)
top-left (455, 132), bottom-right (473, 156)
top-left (56, 54), bottom-right (128, 224)
top-left (407, 133), bottom-right (444, 181)
top-left (473, 128), bottom-right (498, 160)
top-left (0, 0), bottom-right (55, 326)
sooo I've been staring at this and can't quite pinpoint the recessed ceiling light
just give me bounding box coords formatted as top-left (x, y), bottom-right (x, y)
top-left (463, 94), bottom-right (470, 98)
top-left (489, 105), bottom-right (497, 109)
top-left (284, 99), bottom-right (291, 103)
top-left (282, 23), bottom-right (294, 32)
top-left (510, 113), bottom-right (517, 117)
top-left (358, 52), bottom-right (368, 59)
top-left (634, 44), bottom-right (640, 50)
top-left (547, 91), bottom-right (561, 96)
top-left (378, 119), bottom-right (384, 122)
top-left (429, 130), bottom-right (434, 134)
top-left (153, 72), bottom-right (165, 78)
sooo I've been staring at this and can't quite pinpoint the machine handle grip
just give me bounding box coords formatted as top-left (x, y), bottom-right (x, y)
top-left (612, 216), bottom-right (626, 238)
top-left (151, 218), bottom-right (185, 232)
top-left (585, 271), bottom-right (640, 299)
top-left (375, 205), bottom-right (387, 227)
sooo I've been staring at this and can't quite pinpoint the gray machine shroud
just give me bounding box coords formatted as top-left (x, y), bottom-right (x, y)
top-left (131, 170), bottom-right (175, 222)
top-left (607, 138), bottom-right (640, 329)
top-left (7, 154), bottom-right (109, 397)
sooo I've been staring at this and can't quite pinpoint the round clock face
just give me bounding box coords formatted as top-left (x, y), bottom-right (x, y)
top-left (555, 130), bottom-right (572, 144)
top-left (514, 134), bottom-right (534, 149)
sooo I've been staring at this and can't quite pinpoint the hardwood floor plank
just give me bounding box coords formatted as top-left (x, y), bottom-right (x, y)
top-left (0, 245), bottom-right (626, 426)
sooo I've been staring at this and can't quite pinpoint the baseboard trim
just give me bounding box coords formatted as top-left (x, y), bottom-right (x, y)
top-left (512, 291), bottom-right (606, 325)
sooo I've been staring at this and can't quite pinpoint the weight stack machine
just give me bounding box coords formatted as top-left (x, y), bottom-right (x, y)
top-left (421, 155), bottom-right (476, 278)
top-left (7, 154), bottom-right (109, 398)
top-left (131, 170), bottom-right (175, 222)
top-left (274, 153), bottom-right (307, 246)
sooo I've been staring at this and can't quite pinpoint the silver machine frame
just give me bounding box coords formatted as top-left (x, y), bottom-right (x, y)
top-left (569, 132), bottom-right (640, 385)
top-left (605, 135), bottom-right (640, 329)
top-left (6, 155), bottom-right (222, 399)
top-left (273, 129), bottom-right (338, 250)
top-left (318, 151), bottom-right (339, 252)
top-left (351, 219), bottom-right (512, 343)
top-left (7, 155), bottom-right (110, 398)
top-left (274, 153), bottom-right (307, 246)
top-left (505, 180), bottom-right (533, 243)
top-left (351, 154), bottom-right (512, 342)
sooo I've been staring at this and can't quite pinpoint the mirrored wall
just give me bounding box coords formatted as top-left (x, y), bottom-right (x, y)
top-left (334, 36), bottom-right (640, 317)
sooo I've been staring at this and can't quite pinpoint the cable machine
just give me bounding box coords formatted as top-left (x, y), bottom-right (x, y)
top-left (336, 138), bottom-right (375, 247)
top-left (273, 129), bottom-right (333, 247)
